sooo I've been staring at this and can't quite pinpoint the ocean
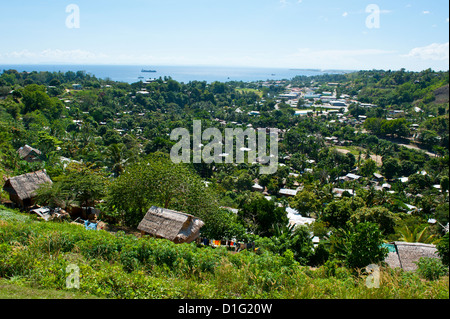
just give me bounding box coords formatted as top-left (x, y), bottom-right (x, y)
top-left (0, 65), bottom-right (352, 84)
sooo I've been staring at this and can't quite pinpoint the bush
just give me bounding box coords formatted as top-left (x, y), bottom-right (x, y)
top-left (329, 222), bottom-right (388, 270)
top-left (415, 257), bottom-right (448, 281)
top-left (436, 233), bottom-right (449, 267)
top-left (1, 208), bottom-right (448, 299)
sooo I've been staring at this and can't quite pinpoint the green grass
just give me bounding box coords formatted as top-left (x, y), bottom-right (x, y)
top-left (236, 88), bottom-right (263, 98)
top-left (332, 145), bottom-right (364, 156)
top-left (0, 278), bottom-right (101, 299)
top-left (0, 207), bottom-right (448, 299)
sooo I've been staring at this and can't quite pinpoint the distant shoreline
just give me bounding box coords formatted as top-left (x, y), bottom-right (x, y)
top-left (0, 65), bottom-right (352, 84)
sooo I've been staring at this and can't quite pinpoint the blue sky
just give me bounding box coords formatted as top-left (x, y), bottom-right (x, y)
top-left (0, 0), bottom-right (448, 70)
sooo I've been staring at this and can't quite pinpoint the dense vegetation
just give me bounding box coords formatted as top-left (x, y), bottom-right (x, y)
top-left (0, 68), bottom-right (448, 298)
top-left (0, 208), bottom-right (448, 299)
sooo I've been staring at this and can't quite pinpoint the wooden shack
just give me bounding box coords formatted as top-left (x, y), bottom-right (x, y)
top-left (2, 170), bottom-right (52, 209)
top-left (18, 145), bottom-right (42, 163)
top-left (384, 242), bottom-right (440, 272)
top-left (137, 206), bottom-right (205, 244)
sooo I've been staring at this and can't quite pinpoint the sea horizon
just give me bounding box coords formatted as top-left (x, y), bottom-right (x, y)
top-left (0, 64), bottom-right (355, 84)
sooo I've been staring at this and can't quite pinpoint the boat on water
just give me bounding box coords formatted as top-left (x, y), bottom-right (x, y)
top-left (142, 69), bottom-right (157, 73)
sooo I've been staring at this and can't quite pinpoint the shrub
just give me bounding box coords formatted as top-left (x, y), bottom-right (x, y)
top-left (329, 222), bottom-right (388, 270)
top-left (415, 257), bottom-right (448, 281)
top-left (436, 233), bottom-right (449, 267)
top-left (1, 208), bottom-right (448, 299)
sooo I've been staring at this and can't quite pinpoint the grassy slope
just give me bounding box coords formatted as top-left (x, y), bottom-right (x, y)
top-left (0, 207), bottom-right (448, 299)
top-left (0, 278), bottom-right (101, 299)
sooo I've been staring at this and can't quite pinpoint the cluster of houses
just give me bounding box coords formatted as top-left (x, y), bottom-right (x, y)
top-left (3, 77), bottom-right (447, 271)
top-left (1, 142), bottom-right (446, 272)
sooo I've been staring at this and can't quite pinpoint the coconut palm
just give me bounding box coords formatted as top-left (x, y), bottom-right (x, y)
top-left (397, 225), bottom-right (438, 244)
top-left (106, 143), bottom-right (128, 177)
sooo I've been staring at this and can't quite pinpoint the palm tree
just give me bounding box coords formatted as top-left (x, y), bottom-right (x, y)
top-left (397, 225), bottom-right (438, 244)
top-left (107, 143), bottom-right (128, 177)
top-left (364, 184), bottom-right (377, 206)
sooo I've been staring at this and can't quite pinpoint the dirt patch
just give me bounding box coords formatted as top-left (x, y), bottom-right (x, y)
top-left (335, 148), bottom-right (383, 166)
top-left (434, 84), bottom-right (449, 104)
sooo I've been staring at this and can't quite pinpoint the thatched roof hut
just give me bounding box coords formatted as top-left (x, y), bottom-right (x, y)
top-left (137, 206), bottom-right (205, 244)
top-left (3, 170), bottom-right (52, 208)
top-left (384, 242), bottom-right (440, 272)
top-left (18, 145), bottom-right (42, 162)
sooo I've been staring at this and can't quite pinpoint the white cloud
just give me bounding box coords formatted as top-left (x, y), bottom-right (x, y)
top-left (402, 42), bottom-right (449, 61)
top-left (290, 48), bottom-right (396, 58)
top-left (0, 49), bottom-right (109, 64)
top-left (40, 49), bottom-right (108, 61)
top-left (282, 47), bottom-right (398, 70)
top-left (423, 10), bottom-right (430, 14)
top-left (279, 0), bottom-right (303, 7)
top-left (342, 12), bottom-right (348, 17)
top-left (3, 50), bottom-right (36, 59)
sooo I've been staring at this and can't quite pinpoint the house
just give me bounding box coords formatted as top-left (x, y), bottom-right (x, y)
top-left (286, 207), bottom-right (316, 227)
top-left (2, 170), bottom-right (53, 209)
top-left (330, 101), bottom-right (347, 107)
top-left (18, 145), bottom-right (42, 163)
top-left (373, 173), bottom-right (385, 182)
top-left (404, 204), bottom-right (420, 215)
top-left (332, 188), bottom-right (355, 197)
top-left (358, 115), bottom-right (367, 121)
top-left (398, 177), bottom-right (409, 183)
top-left (359, 103), bottom-right (378, 108)
top-left (295, 110), bottom-right (313, 116)
top-left (279, 188), bottom-right (298, 197)
top-left (346, 173), bottom-right (362, 181)
top-left (388, 110), bottom-right (405, 117)
top-left (252, 183), bottom-right (264, 192)
top-left (279, 93), bottom-right (299, 100)
top-left (304, 94), bottom-right (321, 99)
top-left (382, 183), bottom-right (392, 190)
top-left (384, 242), bottom-right (440, 272)
top-left (137, 206), bottom-right (205, 244)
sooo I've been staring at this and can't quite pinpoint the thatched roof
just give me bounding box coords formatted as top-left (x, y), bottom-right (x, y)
top-left (137, 206), bottom-right (205, 244)
top-left (384, 242), bottom-right (440, 272)
top-left (18, 145), bottom-right (41, 159)
top-left (3, 170), bottom-right (52, 201)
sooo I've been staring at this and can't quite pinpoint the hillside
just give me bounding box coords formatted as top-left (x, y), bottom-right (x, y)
top-left (434, 84), bottom-right (449, 104)
top-left (0, 68), bottom-right (448, 300)
top-left (0, 207), bottom-right (448, 299)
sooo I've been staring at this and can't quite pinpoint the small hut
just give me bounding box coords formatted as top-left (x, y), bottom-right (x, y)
top-left (18, 145), bottom-right (42, 163)
top-left (384, 242), bottom-right (440, 272)
top-left (137, 206), bottom-right (205, 244)
top-left (2, 170), bottom-right (52, 209)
